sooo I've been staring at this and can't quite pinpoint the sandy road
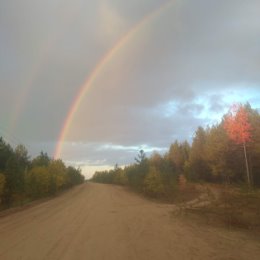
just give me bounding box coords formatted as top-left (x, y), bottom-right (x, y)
top-left (0, 183), bottom-right (260, 260)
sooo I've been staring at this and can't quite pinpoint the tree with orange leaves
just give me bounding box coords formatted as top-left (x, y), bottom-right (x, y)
top-left (224, 104), bottom-right (252, 186)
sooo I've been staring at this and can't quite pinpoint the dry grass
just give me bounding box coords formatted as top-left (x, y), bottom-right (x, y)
top-left (177, 184), bottom-right (260, 232)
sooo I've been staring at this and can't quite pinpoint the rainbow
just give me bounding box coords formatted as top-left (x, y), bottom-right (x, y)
top-left (54, 0), bottom-right (175, 159)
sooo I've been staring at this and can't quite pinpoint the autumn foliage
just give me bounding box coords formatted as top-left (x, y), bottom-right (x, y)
top-left (224, 104), bottom-right (252, 144)
top-left (223, 104), bottom-right (252, 186)
top-left (93, 103), bottom-right (260, 197)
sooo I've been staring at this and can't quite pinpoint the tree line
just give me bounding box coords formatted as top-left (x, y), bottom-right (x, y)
top-left (0, 141), bottom-right (84, 208)
top-left (92, 103), bottom-right (260, 198)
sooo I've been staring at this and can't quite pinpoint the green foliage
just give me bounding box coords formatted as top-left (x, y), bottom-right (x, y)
top-left (204, 124), bottom-right (233, 182)
top-left (92, 165), bottom-right (128, 186)
top-left (15, 144), bottom-right (30, 170)
top-left (189, 127), bottom-right (211, 181)
top-left (25, 166), bottom-right (51, 198)
top-left (113, 167), bottom-right (128, 185)
top-left (92, 103), bottom-right (260, 201)
top-left (48, 159), bottom-right (67, 194)
top-left (168, 141), bottom-right (190, 174)
top-left (246, 104), bottom-right (260, 186)
top-left (31, 151), bottom-right (50, 168)
top-left (0, 137), bottom-right (13, 172)
top-left (0, 173), bottom-right (6, 200)
top-left (3, 155), bottom-right (25, 205)
top-left (143, 167), bottom-right (165, 197)
top-left (92, 169), bottom-right (114, 184)
top-left (135, 150), bottom-right (146, 164)
top-left (0, 139), bottom-right (85, 208)
top-left (66, 166), bottom-right (85, 187)
top-left (92, 151), bottom-right (176, 199)
top-left (25, 162), bottom-right (84, 199)
top-left (129, 163), bottom-right (149, 190)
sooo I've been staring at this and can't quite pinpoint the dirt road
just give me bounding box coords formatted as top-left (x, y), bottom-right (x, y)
top-left (0, 183), bottom-right (259, 260)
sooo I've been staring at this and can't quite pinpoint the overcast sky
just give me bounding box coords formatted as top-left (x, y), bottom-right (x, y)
top-left (1, 0), bottom-right (260, 178)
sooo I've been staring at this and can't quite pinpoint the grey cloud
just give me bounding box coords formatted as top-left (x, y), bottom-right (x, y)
top-left (1, 0), bottom-right (260, 174)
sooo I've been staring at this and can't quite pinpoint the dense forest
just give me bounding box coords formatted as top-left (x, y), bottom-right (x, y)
top-left (92, 103), bottom-right (260, 198)
top-left (0, 141), bottom-right (84, 209)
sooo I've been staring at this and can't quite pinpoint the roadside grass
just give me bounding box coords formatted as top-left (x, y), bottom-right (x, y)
top-left (167, 183), bottom-right (201, 204)
top-left (0, 183), bottom-right (86, 217)
top-left (175, 184), bottom-right (260, 232)
top-left (138, 182), bottom-right (202, 204)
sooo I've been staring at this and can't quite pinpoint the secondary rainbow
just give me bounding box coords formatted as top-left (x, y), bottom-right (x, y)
top-left (54, 0), bottom-right (175, 159)
top-left (7, 3), bottom-right (82, 140)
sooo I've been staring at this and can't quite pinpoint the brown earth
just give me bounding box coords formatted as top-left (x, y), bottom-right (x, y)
top-left (0, 182), bottom-right (260, 260)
